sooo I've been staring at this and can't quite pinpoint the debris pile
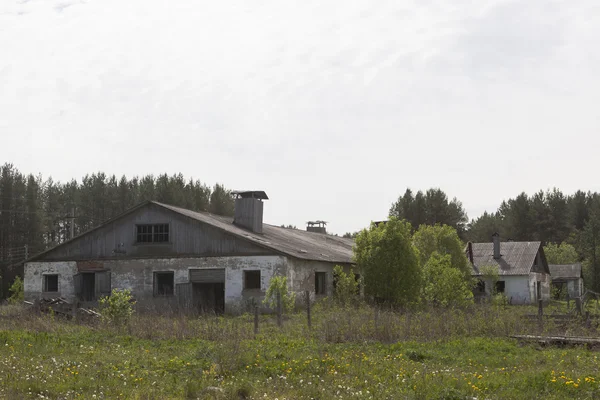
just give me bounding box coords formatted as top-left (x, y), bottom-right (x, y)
top-left (25, 297), bottom-right (101, 319)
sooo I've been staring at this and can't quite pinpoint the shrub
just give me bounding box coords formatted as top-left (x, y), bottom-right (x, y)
top-left (8, 276), bottom-right (24, 304)
top-left (333, 265), bottom-right (360, 306)
top-left (263, 276), bottom-right (295, 312)
top-left (354, 217), bottom-right (421, 305)
top-left (422, 252), bottom-right (473, 307)
top-left (99, 288), bottom-right (135, 326)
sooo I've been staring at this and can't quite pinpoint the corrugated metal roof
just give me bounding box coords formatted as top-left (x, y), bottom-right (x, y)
top-left (154, 202), bottom-right (354, 264)
top-left (470, 241), bottom-right (542, 276)
top-left (548, 264), bottom-right (582, 280)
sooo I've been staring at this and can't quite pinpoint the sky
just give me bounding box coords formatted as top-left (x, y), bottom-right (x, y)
top-left (1, 0), bottom-right (599, 235)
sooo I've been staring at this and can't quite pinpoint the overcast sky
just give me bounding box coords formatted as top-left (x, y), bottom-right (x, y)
top-left (1, 0), bottom-right (599, 235)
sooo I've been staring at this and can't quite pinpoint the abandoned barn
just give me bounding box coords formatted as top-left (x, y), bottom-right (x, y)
top-left (468, 233), bottom-right (551, 304)
top-left (23, 191), bottom-right (354, 313)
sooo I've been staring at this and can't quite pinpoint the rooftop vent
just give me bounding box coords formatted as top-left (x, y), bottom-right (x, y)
top-left (307, 220), bottom-right (327, 234)
top-left (232, 190), bottom-right (269, 234)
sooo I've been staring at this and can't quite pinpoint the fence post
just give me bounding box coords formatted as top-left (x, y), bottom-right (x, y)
top-left (305, 290), bottom-right (311, 330)
top-left (276, 291), bottom-right (282, 328)
top-left (537, 299), bottom-right (544, 332)
top-left (575, 297), bottom-right (582, 315)
top-left (254, 305), bottom-right (259, 336)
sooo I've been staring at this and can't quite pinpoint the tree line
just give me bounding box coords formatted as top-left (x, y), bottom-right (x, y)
top-left (0, 163), bottom-right (235, 296)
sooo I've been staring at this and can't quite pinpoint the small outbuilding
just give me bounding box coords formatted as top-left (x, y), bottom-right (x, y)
top-left (467, 233), bottom-right (551, 304)
top-left (548, 263), bottom-right (584, 299)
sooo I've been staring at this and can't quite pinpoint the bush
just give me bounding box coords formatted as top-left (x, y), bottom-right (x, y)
top-left (8, 276), bottom-right (24, 304)
top-left (99, 288), bottom-right (135, 326)
top-left (354, 217), bottom-right (421, 305)
top-left (333, 265), bottom-right (360, 306)
top-left (263, 276), bottom-right (295, 313)
top-left (422, 252), bottom-right (473, 307)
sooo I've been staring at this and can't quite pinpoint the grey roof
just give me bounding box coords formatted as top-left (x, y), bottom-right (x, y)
top-left (25, 200), bottom-right (355, 265)
top-left (470, 241), bottom-right (544, 276)
top-left (548, 264), bottom-right (582, 280)
top-left (152, 202), bottom-right (354, 264)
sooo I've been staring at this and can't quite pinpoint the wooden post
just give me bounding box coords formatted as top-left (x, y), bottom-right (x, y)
top-left (276, 291), bottom-right (282, 328)
top-left (575, 297), bottom-right (582, 315)
top-left (538, 299), bottom-right (543, 319)
top-left (305, 291), bottom-right (311, 330)
top-left (254, 305), bottom-right (259, 336)
top-left (374, 307), bottom-right (379, 333)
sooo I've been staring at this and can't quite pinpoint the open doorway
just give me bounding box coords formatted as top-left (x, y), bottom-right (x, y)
top-left (74, 270), bottom-right (111, 302)
top-left (188, 268), bottom-right (226, 314)
top-left (192, 282), bottom-right (225, 314)
top-left (81, 273), bottom-right (95, 301)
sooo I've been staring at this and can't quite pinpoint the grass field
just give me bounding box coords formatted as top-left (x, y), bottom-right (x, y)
top-left (0, 302), bottom-right (598, 399)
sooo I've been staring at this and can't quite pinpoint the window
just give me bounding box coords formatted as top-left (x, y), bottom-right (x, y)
top-left (136, 224), bottom-right (169, 243)
top-left (315, 272), bottom-right (327, 295)
top-left (154, 272), bottom-right (174, 296)
top-left (43, 274), bottom-right (59, 292)
top-left (496, 281), bottom-right (505, 294)
top-left (244, 270), bottom-right (261, 290)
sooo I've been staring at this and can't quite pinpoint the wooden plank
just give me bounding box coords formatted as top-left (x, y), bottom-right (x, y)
top-left (511, 335), bottom-right (600, 346)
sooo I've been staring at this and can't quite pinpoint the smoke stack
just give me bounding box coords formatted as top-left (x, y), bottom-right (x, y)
top-left (232, 191), bottom-right (268, 234)
top-left (492, 233), bottom-right (501, 259)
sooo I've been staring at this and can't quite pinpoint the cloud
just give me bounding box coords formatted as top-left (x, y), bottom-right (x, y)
top-left (1, 0), bottom-right (600, 233)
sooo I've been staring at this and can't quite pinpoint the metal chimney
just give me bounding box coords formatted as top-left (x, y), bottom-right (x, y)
top-left (492, 233), bottom-right (501, 259)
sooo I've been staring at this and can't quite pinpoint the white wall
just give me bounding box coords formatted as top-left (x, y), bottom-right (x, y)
top-left (25, 261), bottom-right (78, 300)
top-left (25, 256), bottom-right (287, 312)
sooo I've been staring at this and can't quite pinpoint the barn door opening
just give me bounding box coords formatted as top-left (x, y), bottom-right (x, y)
top-left (189, 268), bottom-right (225, 314)
top-left (81, 273), bottom-right (95, 302)
top-left (74, 270), bottom-right (111, 302)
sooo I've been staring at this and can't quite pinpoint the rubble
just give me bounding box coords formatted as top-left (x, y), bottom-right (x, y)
top-left (26, 298), bottom-right (101, 319)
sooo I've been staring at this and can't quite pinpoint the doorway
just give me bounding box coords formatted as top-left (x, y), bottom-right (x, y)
top-left (188, 268), bottom-right (226, 314)
top-left (192, 282), bottom-right (225, 314)
top-left (81, 273), bottom-right (95, 301)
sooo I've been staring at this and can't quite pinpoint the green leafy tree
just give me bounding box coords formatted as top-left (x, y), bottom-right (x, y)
top-left (543, 242), bottom-right (579, 265)
top-left (333, 265), bottom-right (360, 306)
top-left (99, 289), bottom-right (136, 326)
top-left (263, 275), bottom-right (296, 312)
top-left (354, 217), bottom-right (421, 305)
top-left (422, 252), bottom-right (473, 307)
top-left (412, 224), bottom-right (472, 280)
top-left (8, 276), bottom-right (24, 304)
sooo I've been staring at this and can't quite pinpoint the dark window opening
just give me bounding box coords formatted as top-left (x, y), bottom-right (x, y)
top-left (496, 281), bottom-right (505, 294)
top-left (136, 224), bottom-right (169, 243)
top-left (154, 272), bottom-right (174, 296)
top-left (244, 270), bottom-right (261, 290)
top-left (43, 274), bottom-right (59, 292)
top-left (315, 272), bottom-right (327, 295)
top-left (476, 280), bottom-right (486, 293)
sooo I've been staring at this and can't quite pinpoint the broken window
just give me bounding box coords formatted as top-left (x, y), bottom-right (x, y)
top-left (244, 270), bottom-right (261, 290)
top-left (154, 272), bottom-right (174, 296)
top-left (495, 281), bottom-right (505, 294)
top-left (315, 272), bottom-right (327, 295)
top-left (43, 274), bottom-right (59, 292)
top-left (136, 224), bottom-right (169, 243)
